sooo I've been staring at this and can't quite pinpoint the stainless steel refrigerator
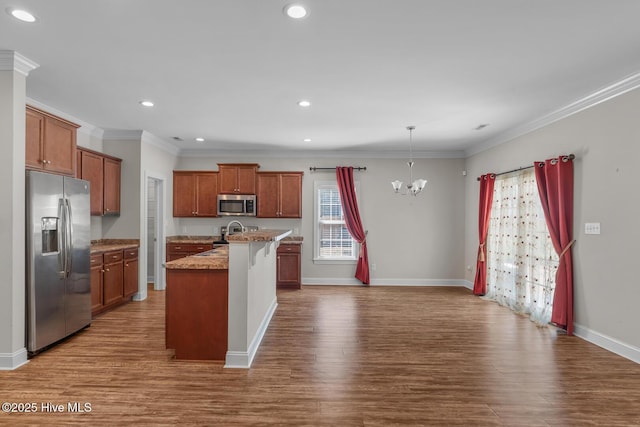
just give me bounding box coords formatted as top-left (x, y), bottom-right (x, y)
top-left (26, 170), bottom-right (91, 354)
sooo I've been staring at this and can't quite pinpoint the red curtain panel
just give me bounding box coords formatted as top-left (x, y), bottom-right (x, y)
top-left (336, 167), bottom-right (370, 285)
top-left (473, 174), bottom-right (496, 295)
top-left (534, 156), bottom-right (575, 335)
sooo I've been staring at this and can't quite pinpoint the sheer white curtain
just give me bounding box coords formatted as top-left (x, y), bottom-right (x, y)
top-left (485, 169), bottom-right (559, 325)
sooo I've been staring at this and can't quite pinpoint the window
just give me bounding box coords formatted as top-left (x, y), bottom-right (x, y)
top-left (314, 181), bottom-right (358, 263)
top-left (485, 169), bottom-right (559, 325)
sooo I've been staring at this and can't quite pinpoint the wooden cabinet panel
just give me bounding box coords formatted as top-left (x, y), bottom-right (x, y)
top-left (77, 147), bottom-right (121, 216)
top-left (195, 173), bottom-right (218, 216)
top-left (256, 173), bottom-right (279, 218)
top-left (257, 172), bottom-right (303, 218)
top-left (166, 269), bottom-right (229, 360)
top-left (90, 254), bottom-right (103, 314)
top-left (124, 248), bottom-right (139, 300)
top-left (277, 244), bottom-right (301, 289)
top-left (173, 173), bottom-right (195, 216)
top-left (173, 171), bottom-right (218, 217)
top-left (103, 251), bottom-right (124, 307)
top-left (218, 164), bottom-right (258, 194)
top-left (279, 173), bottom-right (303, 218)
top-left (26, 105), bottom-right (79, 176)
top-left (80, 150), bottom-right (104, 215)
top-left (43, 118), bottom-right (76, 175)
top-left (25, 109), bottom-right (44, 170)
top-left (103, 157), bottom-right (121, 215)
top-left (218, 166), bottom-right (237, 194)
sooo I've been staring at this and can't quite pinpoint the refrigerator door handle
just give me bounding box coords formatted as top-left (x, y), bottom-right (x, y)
top-left (58, 198), bottom-right (66, 278)
top-left (65, 198), bottom-right (73, 278)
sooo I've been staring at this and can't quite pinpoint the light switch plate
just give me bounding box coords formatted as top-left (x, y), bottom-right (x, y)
top-left (585, 222), bottom-right (601, 235)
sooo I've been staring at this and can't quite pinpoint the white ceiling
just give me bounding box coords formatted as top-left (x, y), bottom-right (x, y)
top-left (2, 0), bottom-right (640, 157)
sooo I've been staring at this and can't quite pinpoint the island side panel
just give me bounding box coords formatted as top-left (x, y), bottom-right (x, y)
top-left (227, 243), bottom-right (250, 353)
top-left (247, 241), bottom-right (277, 344)
top-left (166, 269), bottom-right (229, 360)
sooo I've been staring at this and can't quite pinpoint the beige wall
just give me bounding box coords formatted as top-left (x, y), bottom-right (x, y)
top-left (464, 87), bottom-right (640, 352)
top-left (176, 155), bottom-right (467, 284)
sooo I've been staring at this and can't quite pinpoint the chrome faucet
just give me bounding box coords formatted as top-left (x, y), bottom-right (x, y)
top-left (226, 220), bottom-right (245, 237)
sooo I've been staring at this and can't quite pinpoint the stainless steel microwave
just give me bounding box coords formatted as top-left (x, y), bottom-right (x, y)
top-left (217, 194), bottom-right (256, 216)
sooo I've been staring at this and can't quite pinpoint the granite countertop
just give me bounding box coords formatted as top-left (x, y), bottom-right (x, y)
top-left (166, 235), bottom-right (218, 244)
top-left (226, 229), bottom-right (292, 242)
top-left (91, 239), bottom-right (139, 254)
top-left (165, 245), bottom-right (229, 270)
top-left (166, 233), bottom-right (303, 244)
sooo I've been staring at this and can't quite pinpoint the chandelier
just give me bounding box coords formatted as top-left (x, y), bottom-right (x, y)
top-left (391, 126), bottom-right (427, 196)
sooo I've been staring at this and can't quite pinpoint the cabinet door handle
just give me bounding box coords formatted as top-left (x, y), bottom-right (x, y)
top-left (125, 263), bottom-right (129, 267)
top-left (112, 255), bottom-right (118, 259)
top-left (105, 268), bottom-right (110, 272)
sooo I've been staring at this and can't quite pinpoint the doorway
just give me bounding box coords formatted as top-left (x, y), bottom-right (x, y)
top-left (145, 175), bottom-right (165, 292)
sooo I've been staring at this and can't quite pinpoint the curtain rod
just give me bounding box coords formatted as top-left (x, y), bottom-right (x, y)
top-left (309, 166), bottom-right (367, 172)
top-left (476, 154), bottom-right (574, 181)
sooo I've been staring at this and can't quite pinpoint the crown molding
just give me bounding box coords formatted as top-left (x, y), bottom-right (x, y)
top-left (466, 70), bottom-right (640, 157)
top-left (0, 50), bottom-right (39, 76)
top-left (102, 129), bottom-right (144, 141)
top-left (179, 147), bottom-right (466, 159)
top-left (102, 130), bottom-right (180, 156)
top-left (141, 131), bottom-right (180, 156)
top-left (26, 97), bottom-right (102, 137)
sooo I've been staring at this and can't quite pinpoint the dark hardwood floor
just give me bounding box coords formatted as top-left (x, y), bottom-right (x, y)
top-left (1, 286), bottom-right (639, 426)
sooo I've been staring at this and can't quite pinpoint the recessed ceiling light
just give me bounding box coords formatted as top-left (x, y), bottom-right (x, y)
top-left (303, 138), bottom-right (311, 142)
top-left (195, 137), bottom-right (205, 143)
top-left (284, 4), bottom-right (307, 19)
top-left (139, 100), bottom-right (154, 107)
top-left (7, 8), bottom-right (37, 23)
top-left (297, 100), bottom-right (311, 107)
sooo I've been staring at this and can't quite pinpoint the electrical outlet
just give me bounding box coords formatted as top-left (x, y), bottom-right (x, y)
top-left (585, 222), bottom-right (601, 235)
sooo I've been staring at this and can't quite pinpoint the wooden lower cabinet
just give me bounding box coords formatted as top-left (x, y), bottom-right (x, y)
top-left (91, 247), bottom-right (139, 317)
top-left (103, 250), bottom-right (124, 307)
top-left (277, 244), bottom-right (301, 289)
top-left (123, 248), bottom-right (139, 298)
top-left (166, 269), bottom-right (229, 360)
top-left (90, 254), bottom-right (104, 313)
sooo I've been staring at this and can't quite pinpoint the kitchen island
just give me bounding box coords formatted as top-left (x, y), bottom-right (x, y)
top-left (164, 229), bottom-right (291, 368)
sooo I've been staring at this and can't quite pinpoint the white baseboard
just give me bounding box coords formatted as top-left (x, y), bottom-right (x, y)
top-left (0, 348), bottom-right (29, 370)
top-left (462, 280), bottom-right (473, 290)
top-left (225, 298), bottom-right (278, 369)
top-left (574, 323), bottom-right (640, 364)
top-left (302, 277), bottom-right (471, 287)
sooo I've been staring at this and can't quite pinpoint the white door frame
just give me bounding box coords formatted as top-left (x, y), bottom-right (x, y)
top-left (139, 171), bottom-right (166, 299)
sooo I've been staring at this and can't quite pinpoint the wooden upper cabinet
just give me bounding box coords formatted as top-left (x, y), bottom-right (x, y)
top-left (103, 157), bottom-right (121, 215)
top-left (26, 105), bottom-right (79, 176)
top-left (173, 171), bottom-right (218, 217)
top-left (218, 163), bottom-right (259, 194)
top-left (256, 173), bottom-right (279, 218)
top-left (77, 147), bottom-right (121, 216)
top-left (257, 172), bottom-right (303, 218)
top-left (79, 150), bottom-right (104, 215)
